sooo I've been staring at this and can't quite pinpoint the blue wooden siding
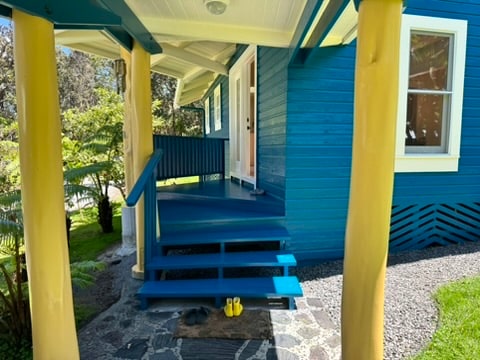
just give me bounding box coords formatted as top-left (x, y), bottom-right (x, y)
top-left (284, 0), bottom-right (480, 261)
top-left (387, 0), bottom-right (480, 251)
top-left (203, 76), bottom-right (229, 139)
top-left (256, 47), bottom-right (288, 200)
top-left (393, 2), bottom-right (480, 203)
top-left (195, 0), bottom-right (480, 262)
top-left (285, 45), bottom-right (356, 261)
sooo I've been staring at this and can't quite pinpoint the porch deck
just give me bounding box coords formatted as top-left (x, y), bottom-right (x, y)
top-left (157, 179), bottom-right (285, 224)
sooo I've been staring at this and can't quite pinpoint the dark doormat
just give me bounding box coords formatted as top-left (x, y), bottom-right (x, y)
top-left (174, 309), bottom-right (273, 340)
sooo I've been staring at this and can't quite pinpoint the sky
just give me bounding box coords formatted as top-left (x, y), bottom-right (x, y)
top-left (0, 16), bottom-right (11, 27)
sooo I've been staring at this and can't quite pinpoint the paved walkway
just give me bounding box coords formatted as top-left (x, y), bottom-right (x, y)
top-left (78, 255), bottom-right (341, 360)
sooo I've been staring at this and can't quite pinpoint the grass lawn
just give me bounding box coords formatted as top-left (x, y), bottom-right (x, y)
top-left (413, 275), bottom-right (480, 359)
top-left (157, 176), bottom-right (199, 187)
top-left (68, 204), bottom-right (122, 263)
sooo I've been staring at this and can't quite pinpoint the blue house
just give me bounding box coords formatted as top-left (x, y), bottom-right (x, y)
top-left (165, 0), bottom-right (476, 263)
top-left (0, 0), bottom-right (475, 357)
top-left (122, 0), bottom-right (477, 312)
top-left (53, 0), bottom-right (477, 303)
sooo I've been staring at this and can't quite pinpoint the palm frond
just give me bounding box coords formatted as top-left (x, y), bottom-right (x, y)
top-left (64, 162), bottom-right (112, 182)
top-left (0, 218), bottom-right (23, 237)
top-left (80, 141), bottom-right (110, 154)
top-left (0, 190), bottom-right (21, 208)
top-left (64, 183), bottom-right (95, 199)
top-left (0, 234), bottom-right (21, 256)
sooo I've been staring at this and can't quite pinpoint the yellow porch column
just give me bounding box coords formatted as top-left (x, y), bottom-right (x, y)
top-left (13, 10), bottom-right (79, 359)
top-left (121, 48), bottom-right (135, 193)
top-left (130, 41), bottom-right (153, 279)
top-left (341, 0), bottom-right (402, 359)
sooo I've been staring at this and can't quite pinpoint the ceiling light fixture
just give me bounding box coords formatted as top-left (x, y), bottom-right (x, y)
top-left (204, 0), bottom-right (229, 15)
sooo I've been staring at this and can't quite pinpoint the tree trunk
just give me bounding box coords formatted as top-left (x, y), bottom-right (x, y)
top-left (97, 195), bottom-right (113, 233)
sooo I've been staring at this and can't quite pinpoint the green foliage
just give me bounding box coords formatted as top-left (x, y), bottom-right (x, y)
top-left (0, 238), bottom-right (30, 356)
top-left (0, 190), bottom-right (23, 257)
top-left (0, 120), bottom-right (20, 193)
top-left (0, 337), bottom-right (32, 360)
top-left (151, 73), bottom-right (202, 136)
top-left (0, 191), bottom-right (119, 352)
top-left (413, 276), bottom-right (480, 360)
top-left (63, 88), bottom-right (125, 232)
top-left (0, 261), bottom-right (31, 350)
top-left (70, 260), bottom-right (107, 289)
top-left (56, 49), bottom-right (115, 113)
top-left (68, 206), bottom-right (122, 263)
top-left (73, 304), bottom-right (98, 330)
top-left (0, 25), bottom-right (16, 120)
top-left (0, 191), bottom-right (29, 353)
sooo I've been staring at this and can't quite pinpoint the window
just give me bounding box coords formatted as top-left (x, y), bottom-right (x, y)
top-left (204, 98), bottom-right (210, 134)
top-left (395, 15), bottom-right (467, 172)
top-left (214, 85), bottom-right (222, 131)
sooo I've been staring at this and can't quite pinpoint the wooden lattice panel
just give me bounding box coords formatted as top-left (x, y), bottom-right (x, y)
top-left (390, 203), bottom-right (480, 252)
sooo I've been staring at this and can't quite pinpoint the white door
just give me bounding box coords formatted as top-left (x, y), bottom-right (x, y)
top-left (229, 45), bottom-right (257, 185)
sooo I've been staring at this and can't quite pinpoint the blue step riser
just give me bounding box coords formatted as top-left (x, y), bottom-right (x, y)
top-left (146, 251), bottom-right (296, 271)
top-left (159, 197), bottom-right (284, 216)
top-left (161, 217), bottom-right (286, 234)
top-left (138, 276), bottom-right (303, 310)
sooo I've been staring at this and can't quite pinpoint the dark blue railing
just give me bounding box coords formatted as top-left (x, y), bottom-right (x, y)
top-left (153, 135), bottom-right (225, 180)
top-left (126, 149), bottom-right (163, 280)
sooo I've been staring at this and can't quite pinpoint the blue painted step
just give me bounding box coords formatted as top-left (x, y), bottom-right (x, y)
top-left (159, 224), bottom-right (290, 248)
top-left (137, 276), bottom-right (303, 310)
top-left (146, 250), bottom-right (296, 271)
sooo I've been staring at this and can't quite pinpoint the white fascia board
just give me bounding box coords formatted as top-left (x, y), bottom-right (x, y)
top-left (144, 18), bottom-right (291, 47)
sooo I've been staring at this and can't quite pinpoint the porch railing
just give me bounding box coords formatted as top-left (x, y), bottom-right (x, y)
top-left (153, 135), bottom-right (225, 180)
top-left (126, 149), bottom-right (163, 280)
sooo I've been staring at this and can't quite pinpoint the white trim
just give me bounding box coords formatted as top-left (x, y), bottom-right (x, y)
top-left (228, 44), bottom-right (257, 185)
top-left (204, 98), bottom-right (210, 134)
top-left (395, 15), bottom-right (467, 173)
top-left (395, 155), bottom-right (459, 173)
top-left (229, 45), bottom-right (257, 74)
top-left (214, 85), bottom-right (222, 131)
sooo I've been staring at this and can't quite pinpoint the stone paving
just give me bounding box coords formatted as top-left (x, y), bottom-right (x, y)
top-left (78, 267), bottom-right (341, 360)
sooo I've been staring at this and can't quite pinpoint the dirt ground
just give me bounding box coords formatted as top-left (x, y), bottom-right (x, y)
top-left (72, 247), bottom-right (136, 328)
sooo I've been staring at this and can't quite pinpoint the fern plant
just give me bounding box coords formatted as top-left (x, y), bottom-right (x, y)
top-left (0, 191), bottom-right (31, 351)
top-left (0, 190), bottom-right (109, 354)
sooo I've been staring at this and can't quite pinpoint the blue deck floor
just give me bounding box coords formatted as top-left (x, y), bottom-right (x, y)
top-left (157, 180), bottom-right (285, 224)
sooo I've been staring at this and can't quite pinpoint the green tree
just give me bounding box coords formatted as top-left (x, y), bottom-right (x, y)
top-left (0, 25), bottom-right (16, 121)
top-left (56, 49), bottom-right (115, 113)
top-left (151, 72), bottom-right (202, 136)
top-left (63, 88), bottom-right (124, 233)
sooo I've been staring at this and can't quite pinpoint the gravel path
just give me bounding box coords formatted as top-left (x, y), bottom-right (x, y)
top-left (296, 241), bottom-right (480, 359)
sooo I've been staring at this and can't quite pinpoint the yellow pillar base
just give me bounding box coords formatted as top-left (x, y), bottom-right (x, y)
top-left (131, 264), bottom-right (145, 280)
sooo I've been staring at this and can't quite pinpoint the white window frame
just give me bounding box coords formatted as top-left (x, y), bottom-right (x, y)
top-left (395, 15), bottom-right (467, 172)
top-left (214, 85), bottom-right (222, 131)
top-left (204, 98), bottom-right (210, 134)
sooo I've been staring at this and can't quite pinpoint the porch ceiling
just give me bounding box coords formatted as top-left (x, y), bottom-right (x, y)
top-left (1, 0), bottom-right (358, 106)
